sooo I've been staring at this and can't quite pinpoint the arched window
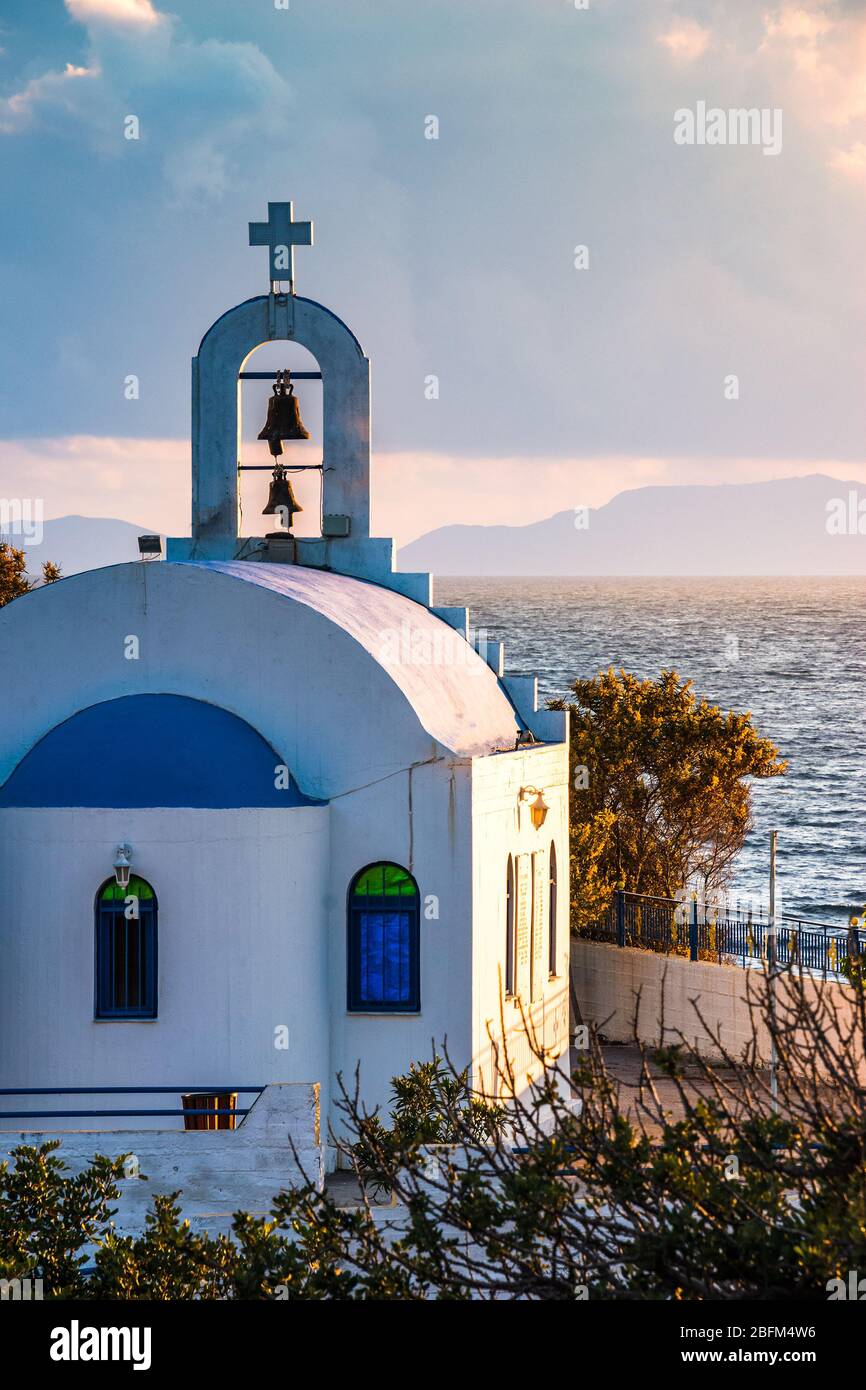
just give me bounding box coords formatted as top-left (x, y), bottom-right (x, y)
top-left (505, 855), bottom-right (515, 995)
top-left (548, 843), bottom-right (558, 976)
top-left (348, 863), bottom-right (420, 1012)
top-left (95, 876), bottom-right (158, 1019)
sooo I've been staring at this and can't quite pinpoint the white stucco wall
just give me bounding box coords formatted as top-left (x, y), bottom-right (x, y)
top-left (327, 758), bottom-right (474, 1133)
top-left (470, 744), bottom-right (571, 1099)
top-left (0, 806), bottom-right (330, 1129)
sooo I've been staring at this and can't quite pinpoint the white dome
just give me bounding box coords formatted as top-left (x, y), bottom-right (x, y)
top-left (0, 561), bottom-right (519, 802)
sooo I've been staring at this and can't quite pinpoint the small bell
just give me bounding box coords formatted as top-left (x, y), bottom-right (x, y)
top-left (262, 463), bottom-right (303, 530)
top-left (257, 370), bottom-right (310, 457)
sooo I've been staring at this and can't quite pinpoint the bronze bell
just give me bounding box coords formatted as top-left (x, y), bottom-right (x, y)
top-left (257, 370), bottom-right (310, 457)
top-left (262, 463), bottom-right (303, 528)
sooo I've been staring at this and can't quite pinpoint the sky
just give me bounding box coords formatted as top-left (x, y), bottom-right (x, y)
top-left (2, 0), bottom-right (866, 544)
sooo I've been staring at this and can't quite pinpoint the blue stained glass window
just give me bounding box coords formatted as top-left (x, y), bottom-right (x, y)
top-left (348, 864), bottom-right (420, 1012)
top-left (359, 912), bottom-right (411, 1004)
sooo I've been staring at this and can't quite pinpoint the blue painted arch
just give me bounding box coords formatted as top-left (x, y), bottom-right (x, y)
top-left (0, 694), bottom-right (323, 808)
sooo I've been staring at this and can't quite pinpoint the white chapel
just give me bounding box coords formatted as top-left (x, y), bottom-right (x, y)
top-left (0, 204), bottom-right (570, 1160)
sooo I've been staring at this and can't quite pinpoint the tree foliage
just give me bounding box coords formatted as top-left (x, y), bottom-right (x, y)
top-left (550, 669), bottom-right (786, 928)
top-left (0, 543), bottom-right (62, 607)
top-left (0, 543), bottom-right (30, 607)
top-left (0, 1141), bottom-right (126, 1292)
top-left (349, 1056), bottom-right (504, 1182)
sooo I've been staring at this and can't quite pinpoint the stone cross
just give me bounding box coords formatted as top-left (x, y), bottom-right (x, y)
top-left (248, 201), bottom-right (314, 293)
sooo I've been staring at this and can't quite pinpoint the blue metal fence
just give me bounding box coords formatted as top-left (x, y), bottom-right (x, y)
top-left (0, 1086), bottom-right (264, 1122)
top-left (585, 891), bottom-right (864, 979)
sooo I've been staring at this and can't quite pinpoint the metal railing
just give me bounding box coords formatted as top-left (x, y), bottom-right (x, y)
top-left (0, 1086), bottom-right (264, 1122)
top-left (583, 891), bottom-right (863, 979)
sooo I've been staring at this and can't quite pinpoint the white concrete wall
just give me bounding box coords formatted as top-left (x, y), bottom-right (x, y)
top-left (327, 757), bottom-right (474, 1134)
top-left (572, 939), bottom-right (863, 1074)
top-left (0, 1083), bottom-right (322, 1233)
top-left (0, 807), bottom-right (330, 1128)
top-left (470, 744), bottom-right (571, 1098)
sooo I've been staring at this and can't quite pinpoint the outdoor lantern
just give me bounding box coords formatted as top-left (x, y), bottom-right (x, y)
top-left (113, 843), bottom-right (132, 889)
top-left (520, 787), bottom-right (549, 830)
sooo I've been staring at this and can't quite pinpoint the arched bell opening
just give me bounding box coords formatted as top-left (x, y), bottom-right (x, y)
top-left (188, 288), bottom-right (371, 556)
top-left (238, 339), bottom-right (324, 540)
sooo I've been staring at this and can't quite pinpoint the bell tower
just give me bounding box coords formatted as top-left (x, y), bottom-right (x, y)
top-left (166, 202), bottom-right (431, 604)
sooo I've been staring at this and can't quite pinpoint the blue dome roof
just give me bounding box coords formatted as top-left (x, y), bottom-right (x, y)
top-left (0, 694), bottom-right (322, 809)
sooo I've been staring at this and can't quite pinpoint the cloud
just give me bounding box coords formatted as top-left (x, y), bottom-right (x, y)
top-left (830, 139), bottom-right (866, 176)
top-left (651, 3), bottom-right (866, 183)
top-left (0, 63), bottom-right (96, 135)
top-left (760, 1), bottom-right (866, 127)
top-left (763, 5), bottom-right (833, 45)
top-left (0, 0), bottom-right (292, 201)
top-left (657, 19), bottom-right (711, 62)
top-left (65, 0), bottom-right (163, 27)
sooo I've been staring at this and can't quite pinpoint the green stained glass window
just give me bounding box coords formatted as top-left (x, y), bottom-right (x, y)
top-left (353, 863), bottom-right (417, 898)
top-left (100, 876), bottom-right (154, 902)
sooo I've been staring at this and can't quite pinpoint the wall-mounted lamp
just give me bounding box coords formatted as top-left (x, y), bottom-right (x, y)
top-left (519, 787), bottom-right (549, 830)
top-left (113, 843), bottom-right (133, 889)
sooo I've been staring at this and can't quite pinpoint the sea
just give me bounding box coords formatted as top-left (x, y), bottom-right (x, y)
top-left (436, 577), bottom-right (866, 927)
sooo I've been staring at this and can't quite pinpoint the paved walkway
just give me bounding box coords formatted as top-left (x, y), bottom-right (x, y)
top-left (598, 1042), bottom-right (740, 1138)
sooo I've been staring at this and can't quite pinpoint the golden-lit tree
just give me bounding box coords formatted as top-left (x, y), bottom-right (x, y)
top-left (0, 542), bottom-right (31, 607)
top-left (0, 545), bottom-right (62, 607)
top-left (551, 668), bottom-right (786, 928)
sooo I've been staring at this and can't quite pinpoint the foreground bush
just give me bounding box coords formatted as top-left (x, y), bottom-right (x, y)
top-left (2, 963), bottom-right (865, 1299)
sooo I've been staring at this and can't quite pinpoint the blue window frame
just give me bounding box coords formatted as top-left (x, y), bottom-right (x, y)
top-left (347, 863), bottom-right (420, 1012)
top-left (95, 876), bottom-right (158, 1019)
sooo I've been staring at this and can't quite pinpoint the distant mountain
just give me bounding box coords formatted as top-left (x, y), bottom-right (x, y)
top-left (397, 475), bottom-right (866, 576)
top-left (5, 516), bottom-right (158, 578)
top-left (14, 477), bottom-right (866, 580)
